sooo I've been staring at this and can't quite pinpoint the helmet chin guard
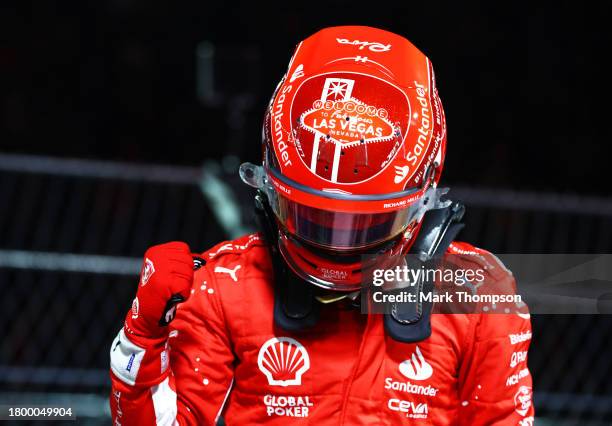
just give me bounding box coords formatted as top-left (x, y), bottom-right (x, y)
top-left (277, 229), bottom-right (405, 292)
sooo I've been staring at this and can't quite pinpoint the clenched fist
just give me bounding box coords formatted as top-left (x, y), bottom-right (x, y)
top-left (124, 242), bottom-right (199, 344)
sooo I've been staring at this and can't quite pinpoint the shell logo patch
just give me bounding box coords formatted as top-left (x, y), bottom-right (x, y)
top-left (258, 337), bottom-right (310, 387)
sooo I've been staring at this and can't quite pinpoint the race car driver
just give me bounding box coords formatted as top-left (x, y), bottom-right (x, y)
top-left (109, 26), bottom-right (534, 425)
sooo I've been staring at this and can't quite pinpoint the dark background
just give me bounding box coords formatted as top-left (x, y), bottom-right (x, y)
top-left (1, 1), bottom-right (608, 193)
top-left (1, 2), bottom-right (611, 425)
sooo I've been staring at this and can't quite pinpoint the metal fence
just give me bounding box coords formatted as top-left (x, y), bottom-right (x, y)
top-left (1, 153), bottom-right (611, 424)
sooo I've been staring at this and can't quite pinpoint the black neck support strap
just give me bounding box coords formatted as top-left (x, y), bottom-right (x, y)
top-left (383, 202), bottom-right (465, 343)
top-left (254, 191), bottom-right (465, 342)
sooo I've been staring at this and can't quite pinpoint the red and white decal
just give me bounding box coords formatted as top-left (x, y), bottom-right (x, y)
top-left (140, 258), bottom-right (155, 286)
top-left (291, 73), bottom-right (409, 184)
top-left (514, 386), bottom-right (533, 416)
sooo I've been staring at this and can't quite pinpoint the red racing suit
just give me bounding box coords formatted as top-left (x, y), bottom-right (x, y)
top-left (109, 233), bottom-right (534, 425)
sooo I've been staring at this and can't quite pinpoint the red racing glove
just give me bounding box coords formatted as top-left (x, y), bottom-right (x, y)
top-left (111, 242), bottom-right (199, 387)
top-left (124, 241), bottom-right (197, 344)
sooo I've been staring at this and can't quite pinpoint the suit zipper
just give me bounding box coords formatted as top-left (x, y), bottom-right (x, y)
top-left (338, 311), bottom-right (375, 425)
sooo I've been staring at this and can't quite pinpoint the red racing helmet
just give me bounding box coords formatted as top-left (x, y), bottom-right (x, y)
top-left (241, 26), bottom-right (449, 291)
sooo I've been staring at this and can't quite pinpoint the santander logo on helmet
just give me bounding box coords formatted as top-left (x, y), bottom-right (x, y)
top-left (264, 25), bottom-right (447, 200)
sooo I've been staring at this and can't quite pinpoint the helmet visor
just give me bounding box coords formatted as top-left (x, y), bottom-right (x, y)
top-left (276, 193), bottom-right (422, 250)
top-left (239, 162), bottom-right (449, 252)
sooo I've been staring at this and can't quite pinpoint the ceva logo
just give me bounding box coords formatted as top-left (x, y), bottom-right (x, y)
top-left (399, 346), bottom-right (433, 381)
